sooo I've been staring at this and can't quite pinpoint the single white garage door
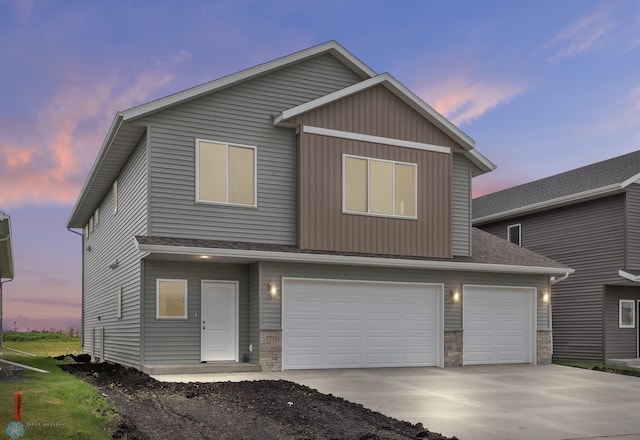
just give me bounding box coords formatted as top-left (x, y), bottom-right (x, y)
top-left (463, 286), bottom-right (535, 365)
top-left (282, 279), bottom-right (442, 370)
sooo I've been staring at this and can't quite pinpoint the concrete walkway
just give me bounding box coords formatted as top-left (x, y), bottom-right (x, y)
top-left (153, 364), bottom-right (640, 440)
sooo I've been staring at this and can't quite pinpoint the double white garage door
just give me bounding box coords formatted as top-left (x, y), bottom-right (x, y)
top-left (282, 279), bottom-right (536, 370)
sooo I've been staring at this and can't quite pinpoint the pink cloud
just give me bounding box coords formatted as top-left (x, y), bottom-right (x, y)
top-left (0, 63), bottom-right (179, 207)
top-left (418, 76), bottom-right (524, 125)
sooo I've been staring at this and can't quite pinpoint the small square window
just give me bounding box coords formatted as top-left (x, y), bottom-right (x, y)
top-left (156, 279), bottom-right (188, 319)
top-left (507, 224), bottom-right (521, 246)
top-left (619, 300), bottom-right (635, 328)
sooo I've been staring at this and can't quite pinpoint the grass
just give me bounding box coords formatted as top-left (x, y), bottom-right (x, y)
top-left (3, 331), bottom-right (82, 357)
top-left (1, 332), bottom-right (118, 439)
top-left (555, 360), bottom-right (640, 376)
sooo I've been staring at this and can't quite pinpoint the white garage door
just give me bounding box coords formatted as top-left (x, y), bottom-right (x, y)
top-left (463, 286), bottom-right (535, 365)
top-left (283, 279), bottom-right (442, 370)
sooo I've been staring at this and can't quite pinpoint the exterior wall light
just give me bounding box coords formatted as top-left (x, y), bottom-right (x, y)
top-left (541, 291), bottom-right (550, 303)
top-left (450, 289), bottom-right (460, 303)
top-left (269, 282), bottom-right (278, 297)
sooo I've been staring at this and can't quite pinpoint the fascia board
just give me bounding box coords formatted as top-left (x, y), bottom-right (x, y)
top-left (124, 41), bottom-right (376, 122)
top-left (619, 270), bottom-right (640, 282)
top-left (137, 242), bottom-right (573, 276)
top-left (67, 113), bottom-right (125, 228)
top-left (621, 171), bottom-right (640, 189)
top-left (473, 183), bottom-right (623, 225)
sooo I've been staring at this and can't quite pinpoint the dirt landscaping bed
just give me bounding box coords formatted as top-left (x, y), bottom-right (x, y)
top-left (61, 362), bottom-right (456, 440)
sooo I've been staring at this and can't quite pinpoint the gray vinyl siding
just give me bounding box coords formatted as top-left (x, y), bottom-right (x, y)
top-left (604, 286), bottom-right (640, 360)
top-left (82, 135), bottom-right (148, 368)
top-left (480, 194), bottom-right (626, 362)
top-left (142, 260), bottom-right (250, 364)
top-left (626, 184), bottom-right (640, 269)
top-left (142, 54), bottom-right (363, 244)
top-left (258, 261), bottom-right (550, 331)
top-left (248, 262), bottom-right (260, 364)
top-left (452, 154), bottom-right (473, 256)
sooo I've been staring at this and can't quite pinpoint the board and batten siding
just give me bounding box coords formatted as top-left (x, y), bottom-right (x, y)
top-left (258, 261), bottom-right (550, 332)
top-left (479, 193), bottom-right (626, 362)
top-left (297, 134), bottom-right (451, 257)
top-left (140, 53), bottom-right (363, 244)
top-left (82, 135), bottom-right (148, 368)
top-left (142, 260), bottom-right (251, 364)
top-left (604, 286), bottom-right (640, 360)
top-left (625, 184), bottom-right (640, 270)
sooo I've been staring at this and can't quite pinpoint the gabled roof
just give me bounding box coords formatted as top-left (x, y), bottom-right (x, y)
top-left (274, 73), bottom-right (495, 174)
top-left (0, 211), bottom-right (14, 280)
top-left (67, 41), bottom-right (376, 229)
top-left (473, 150), bottom-right (640, 224)
top-left (135, 227), bottom-right (572, 276)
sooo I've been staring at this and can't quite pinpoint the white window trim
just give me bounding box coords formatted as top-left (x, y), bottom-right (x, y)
top-left (116, 286), bottom-right (122, 319)
top-left (342, 154), bottom-right (418, 219)
top-left (156, 279), bottom-right (188, 320)
top-left (507, 224), bottom-right (521, 246)
top-left (94, 207), bottom-right (100, 226)
top-left (195, 139), bottom-right (258, 208)
top-left (89, 216), bottom-right (94, 233)
top-left (619, 299), bottom-right (635, 328)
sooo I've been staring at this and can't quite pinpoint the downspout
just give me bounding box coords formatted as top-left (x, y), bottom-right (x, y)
top-left (550, 271), bottom-right (570, 285)
top-left (67, 227), bottom-right (84, 346)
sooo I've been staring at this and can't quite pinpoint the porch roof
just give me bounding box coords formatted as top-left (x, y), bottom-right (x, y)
top-left (136, 228), bottom-right (572, 277)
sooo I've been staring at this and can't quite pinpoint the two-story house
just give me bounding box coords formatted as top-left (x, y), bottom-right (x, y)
top-left (67, 41), bottom-right (570, 373)
top-left (474, 150), bottom-right (640, 364)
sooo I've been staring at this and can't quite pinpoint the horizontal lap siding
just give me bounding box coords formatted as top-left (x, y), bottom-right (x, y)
top-left (142, 261), bottom-right (250, 364)
top-left (452, 155), bottom-right (473, 256)
top-left (143, 54), bottom-right (363, 244)
top-left (626, 185), bottom-right (640, 269)
top-left (259, 261), bottom-right (550, 332)
top-left (605, 286), bottom-right (640, 359)
top-left (83, 136), bottom-right (148, 368)
top-left (479, 194), bottom-right (626, 361)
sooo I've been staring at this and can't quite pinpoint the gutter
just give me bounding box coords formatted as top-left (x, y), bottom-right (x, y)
top-left (137, 241), bottom-right (574, 277)
top-left (550, 271), bottom-right (571, 285)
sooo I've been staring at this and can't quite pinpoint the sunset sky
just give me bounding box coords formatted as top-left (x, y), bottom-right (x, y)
top-left (2, 0), bottom-right (640, 330)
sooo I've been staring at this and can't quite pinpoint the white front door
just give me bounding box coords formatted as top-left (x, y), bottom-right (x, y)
top-left (201, 281), bottom-right (238, 362)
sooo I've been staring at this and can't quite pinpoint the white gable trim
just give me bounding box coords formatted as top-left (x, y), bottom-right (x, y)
top-left (619, 270), bottom-right (640, 282)
top-left (123, 41), bottom-right (375, 122)
top-left (303, 126), bottom-right (451, 154)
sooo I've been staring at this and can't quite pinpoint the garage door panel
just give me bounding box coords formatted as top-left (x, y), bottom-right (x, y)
top-left (464, 286), bottom-right (534, 365)
top-left (283, 279), bottom-right (441, 370)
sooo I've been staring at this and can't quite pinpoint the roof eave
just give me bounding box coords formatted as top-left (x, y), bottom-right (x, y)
top-left (137, 240), bottom-right (573, 276)
top-left (474, 183), bottom-right (623, 225)
top-left (0, 213), bottom-right (14, 279)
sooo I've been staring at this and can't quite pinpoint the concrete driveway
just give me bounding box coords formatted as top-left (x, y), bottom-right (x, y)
top-left (154, 364), bottom-right (640, 440)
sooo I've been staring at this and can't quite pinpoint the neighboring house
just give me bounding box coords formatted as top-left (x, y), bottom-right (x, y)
top-left (473, 150), bottom-right (640, 363)
top-left (0, 210), bottom-right (14, 353)
top-left (67, 41), bottom-right (570, 373)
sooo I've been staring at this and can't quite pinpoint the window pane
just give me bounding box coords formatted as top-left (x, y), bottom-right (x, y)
top-left (228, 146), bottom-right (255, 205)
top-left (158, 280), bottom-right (186, 318)
top-left (395, 163), bottom-right (416, 217)
top-left (620, 300), bottom-right (635, 327)
top-left (370, 160), bottom-right (393, 214)
top-left (345, 157), bottom-right (367, 212)
top-left (198, 141), bottom-right (226, 202)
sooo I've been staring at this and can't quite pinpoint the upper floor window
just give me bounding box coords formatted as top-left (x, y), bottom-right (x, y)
top-left (94, 207), bottom-right (100, 226)
top-left (196, 139), bottom-right (256, 207)
top-left (343, 155), bottom-right (417, 218)
top-left (113, 179), bottom-right (118, 214)
top-left (507, 224), bottom-right (521, 246)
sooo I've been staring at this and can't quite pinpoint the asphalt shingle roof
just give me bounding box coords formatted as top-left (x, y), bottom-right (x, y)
top-left (473, 150), bottom-right (640, 220)
top-left (136, 227), bottom-right (569, 271)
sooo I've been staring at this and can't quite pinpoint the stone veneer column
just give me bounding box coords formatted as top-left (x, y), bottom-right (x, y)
top-left (259, 329), bottom-right (282, 371)
top-left (444, 330), bottom-right (463, 367)
top-left (537, 330), bottom-right (552, 364)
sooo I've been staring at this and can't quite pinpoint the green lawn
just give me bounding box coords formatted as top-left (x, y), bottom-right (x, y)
top-left (1, 332), bottom-right (118, 439)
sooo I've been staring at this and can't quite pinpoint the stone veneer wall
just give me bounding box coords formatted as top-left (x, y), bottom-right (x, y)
top-left (444, 330), bottom-right (463, 367)
top-left (259, 329), bottom-right (282, 371)
top-left (537, 330), bottom-right (552, 364)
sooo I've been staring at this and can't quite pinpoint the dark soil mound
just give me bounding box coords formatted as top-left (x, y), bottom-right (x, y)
top-left (61, 362), bottom-right (456, 440)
